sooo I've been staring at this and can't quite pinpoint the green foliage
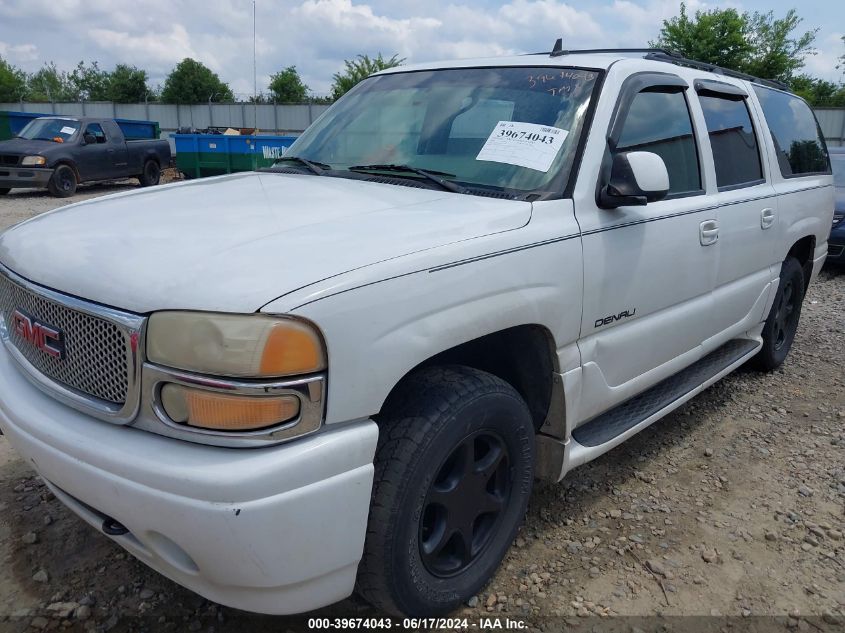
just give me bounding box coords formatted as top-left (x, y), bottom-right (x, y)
top-left (0, 56), bottom-right (27, 102)
top-left (69, 61), bottom-right (110, 100)
top-left (160, 58), bottom-right (233, 104)
top-left (26, 62), bottom-right (76, 102)
top-left (652, 3), bottom-right (751, 70)
top-left (108, 64), bottom-right (150, 103)
top-left (268, 66), bottom-right (308, 103)
top-left (331, 53), bottom-right (404, 100)
top-left (790, 75), bottom-right (845, 106)
top-left (652, 3), bottom-right (817, 83)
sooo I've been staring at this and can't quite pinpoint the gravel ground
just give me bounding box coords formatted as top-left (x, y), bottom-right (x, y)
top-left (0, 185), bottom-right (843, 632)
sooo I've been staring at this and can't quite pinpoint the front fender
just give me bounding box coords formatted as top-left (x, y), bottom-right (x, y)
top-left (262, 201), bottom-right (584, 425)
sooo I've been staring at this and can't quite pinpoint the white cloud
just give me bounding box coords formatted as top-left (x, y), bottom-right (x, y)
top-left (0, 41), bottom-right (38, 64)
top-left (0, 0), bottom-right (843, 97)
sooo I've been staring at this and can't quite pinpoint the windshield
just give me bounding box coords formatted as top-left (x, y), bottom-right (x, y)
top-left (284, 66), bottom-right (600, 194)
top-left (832, 154), bottom-right (845, 188)
top-left (18, 118), bottom-right (80, 143)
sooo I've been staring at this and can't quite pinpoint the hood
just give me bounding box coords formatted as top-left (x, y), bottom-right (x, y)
top-left (0, 137), bottom-right (59, 156)
top-left (0, 172), bottom-right (531, 313)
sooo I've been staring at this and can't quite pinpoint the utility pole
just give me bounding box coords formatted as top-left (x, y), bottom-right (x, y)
top-left (253, 0), bottom-right (258, 131)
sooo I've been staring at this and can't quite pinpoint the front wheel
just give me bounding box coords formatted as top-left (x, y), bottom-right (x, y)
top-left (750, 256), bottom-right (805, 371)
top-left (139, 160), bottom-right (161, 187)
top-left (47, 165), bottom-right (77, 198)
top-left (357, 366), bottom-right (535, 617)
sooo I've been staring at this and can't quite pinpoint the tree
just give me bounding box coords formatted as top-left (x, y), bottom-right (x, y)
top-left (652, 3), bottom-right (817, 83)
top-left (790, 75), bottom-right (845, 107)
top-left (160, 58), bottom-right (233, 104)
top-left (0, 56), bottom-right (27, 102)
top-left (268, 66), bottom-right (308, 103)
top-left (108, 64), bottom-right (150, 103)
top-left (26, 62), bottom-right (76, 102)
top-left (69, 61), bottom-right (110, 100)
top-left (331, 53), bottom-right (404, 100)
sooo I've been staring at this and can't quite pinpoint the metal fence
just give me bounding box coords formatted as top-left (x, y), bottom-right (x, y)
top-left (1, 101), bottom-right (844, 145)
top-left (0, 101), bottom-right (332, 136)
top-left (815, 108), bottom-right (845, 148)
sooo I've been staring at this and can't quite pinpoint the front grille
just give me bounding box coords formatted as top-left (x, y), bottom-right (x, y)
top-left (0, 155), bottom-right (19, 166)
top-left (0, 273), bottom-right (130, 404)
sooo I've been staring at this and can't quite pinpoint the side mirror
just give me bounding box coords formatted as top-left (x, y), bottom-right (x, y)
top-left (82, 133), bottom-right (97, 145)
top-left (598, 151), bottom-right (670, 208)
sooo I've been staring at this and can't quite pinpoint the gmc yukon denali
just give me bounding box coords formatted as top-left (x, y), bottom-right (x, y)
top-left (0, 116), bottom-right (171, 197)
top-left (0, 48), bottom-right (834, 617)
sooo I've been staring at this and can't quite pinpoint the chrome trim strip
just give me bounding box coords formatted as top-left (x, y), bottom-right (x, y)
top-left (0, 263), bottom-right (145, 424)
top-left (136, 362), bottom-right (326, 446)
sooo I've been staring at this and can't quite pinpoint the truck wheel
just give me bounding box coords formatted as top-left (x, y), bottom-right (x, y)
top-left (48, 165), bottom-right (77, 198)
top-left (139, 160), bottom-right (161, 187)
top-left (357, 366), bottom-right (534, 617)
top-left (0, 188), bottom-right (9, 195)
top-left (750, 256), bottom-right (805, 372)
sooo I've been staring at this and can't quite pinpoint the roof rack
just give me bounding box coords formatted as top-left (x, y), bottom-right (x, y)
top-left (542, 39), bottom-right (790, 92)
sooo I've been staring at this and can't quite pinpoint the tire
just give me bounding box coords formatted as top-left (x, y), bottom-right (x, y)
top-left (0, 188), bottom-right (10, 195)
top-left (357, 365), bottom-right (535, 617)
top-left (139, 160), bottom-right (161, 187)
top-left (750, 256), bottom-right (805, 371)
top-left (47, 165), bottom-right (77, 198)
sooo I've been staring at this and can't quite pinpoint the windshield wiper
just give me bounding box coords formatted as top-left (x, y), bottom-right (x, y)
top-left (272, 156), bottom-right (331, 175)
top-left (348, 164), bottom-right (467, 194)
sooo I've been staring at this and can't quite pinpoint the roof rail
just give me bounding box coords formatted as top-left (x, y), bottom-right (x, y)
top-left (539, 39), bottom-right (790, 92)
top-left (642, 51), bottom-right (789, 91)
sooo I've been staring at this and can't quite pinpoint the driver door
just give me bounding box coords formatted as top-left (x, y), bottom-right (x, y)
top-left (572, 73), bottom-right (719, 423)
top-left (75, 123), bottom-right (111, 181)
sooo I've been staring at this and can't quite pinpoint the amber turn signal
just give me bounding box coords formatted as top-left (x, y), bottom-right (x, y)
top-left (161, 384), bottom-right (300, 431)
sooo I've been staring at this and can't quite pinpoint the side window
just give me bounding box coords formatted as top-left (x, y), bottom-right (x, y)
top-left (753, 85), bottom-right (830, 177)
top-left (615, 89), bottom-right (701, 195)
top-left (85, 123), bottom-right (107, 144)
top-left (698, 94), bottom-right (763, 188)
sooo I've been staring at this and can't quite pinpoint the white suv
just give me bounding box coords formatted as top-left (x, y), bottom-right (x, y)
top-left (0, 47), bottom-right (834, 617)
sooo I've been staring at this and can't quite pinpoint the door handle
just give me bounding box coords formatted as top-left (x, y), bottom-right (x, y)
top-left (700, 219), bottom-right (719, 246)
top-left (761, 207), bottom-right (775, 229)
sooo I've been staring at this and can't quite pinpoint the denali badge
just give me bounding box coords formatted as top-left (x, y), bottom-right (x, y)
top-left (10, 308), bottom-right (65, 359)
top-left (594, 308), bottom-right (637, 328)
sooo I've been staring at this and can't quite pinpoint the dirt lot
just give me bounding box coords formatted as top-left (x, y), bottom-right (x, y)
top-left (0, 184), bottom-right (843, 632)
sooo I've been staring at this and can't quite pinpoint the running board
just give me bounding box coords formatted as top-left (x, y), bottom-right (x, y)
top-left (571, 339), bottom-right (760, 450)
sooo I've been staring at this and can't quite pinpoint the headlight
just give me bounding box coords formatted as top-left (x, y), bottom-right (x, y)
top-left (834, 213), bottom-right (845, 227)
top-left (21, 155), bottom-right (46, 166)
top-left (147, 312), bottom-right (326, 378)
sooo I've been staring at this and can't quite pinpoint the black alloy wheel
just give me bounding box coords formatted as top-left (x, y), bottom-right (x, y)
top-left (750, 256), bottom-right (805, 371)
top-left (357, 365), bottom-right (534, 617)
top-left (419, 430), bottom-right (512, 578)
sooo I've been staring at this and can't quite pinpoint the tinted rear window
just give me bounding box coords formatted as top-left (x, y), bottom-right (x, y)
top-left (699, 95), bottom-right (762, 188)
top-left (753, 86), bottom-right (830, 177)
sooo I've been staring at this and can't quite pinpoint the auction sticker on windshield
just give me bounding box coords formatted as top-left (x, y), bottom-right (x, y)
top-left (476, 121), bottom-right (569, 172)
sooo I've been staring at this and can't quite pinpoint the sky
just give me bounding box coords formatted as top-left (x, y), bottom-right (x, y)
top-left (0, 0), bottom-right (842, 99)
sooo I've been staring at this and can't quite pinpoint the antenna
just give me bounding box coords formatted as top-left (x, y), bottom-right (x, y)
top-left (550, 38), bottom-right (564, 57)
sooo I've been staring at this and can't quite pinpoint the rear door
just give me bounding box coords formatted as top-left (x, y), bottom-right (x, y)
top-left (102, 120), bottom-right (130, 177)
top-left (573, 71), bottom-right (719, 423)
top-left (692, 79), bottom-right (778, 343)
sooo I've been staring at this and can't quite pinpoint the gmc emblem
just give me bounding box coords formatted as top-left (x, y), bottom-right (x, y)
top-left (10, 308), bottom-right (65, 359)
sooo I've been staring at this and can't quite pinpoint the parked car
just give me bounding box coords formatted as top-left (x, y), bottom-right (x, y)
top-left (827, 146), bottom-right (845, 265)
top-left (0, 116), bottom-right (171, 197)
top-left (0, 47), bottom-right (833, 618)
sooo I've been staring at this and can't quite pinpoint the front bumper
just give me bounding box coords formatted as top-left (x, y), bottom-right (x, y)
top-left (0, 340), bottom-right (378, 615)
top-left (0, 166), bottom-right (53, 189)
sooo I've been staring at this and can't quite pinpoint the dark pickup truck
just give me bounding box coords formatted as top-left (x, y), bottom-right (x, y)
top-left (0, 116), bottom-right (171, 197)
